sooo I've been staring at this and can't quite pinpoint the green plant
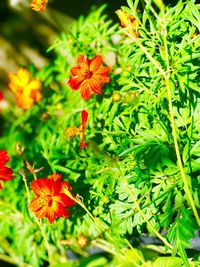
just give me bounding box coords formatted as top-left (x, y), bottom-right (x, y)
top-left (0, 0), bottom-right (200, 266)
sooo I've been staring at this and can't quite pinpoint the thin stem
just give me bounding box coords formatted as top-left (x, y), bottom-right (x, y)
top-left (0, 253), bottom-right (32, 267)
top-left (63, 191), bottom-right (109, 236)
top-left (63, 189), bottom-right (143, 265)
top-left (19, 170), bottom-right (53, 265)
top-left (127, 33), bottom-right (166, 77)
top-left (163, 29), bottom-right (200, 225)
top-left (18, 169), bottom-right (31, 203)
top-left (34, 218), bottom-right (53, 265)
top-left (125, 239), bottom-right (148, 267)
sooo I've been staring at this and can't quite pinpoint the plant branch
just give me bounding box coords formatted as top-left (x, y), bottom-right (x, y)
top-left (163, 27), bottom-right (200, 226)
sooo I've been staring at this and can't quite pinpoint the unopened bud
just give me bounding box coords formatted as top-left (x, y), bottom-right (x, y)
top-left (124, 91), bottom-right (139, 105)
top-left (112, 93), bottom-right (121, 102)
top-left (126, 65), bottom-right (132, 72)
top-left (41, 112), bottom-right (51, 120)
top-left (16, 144), bottom-right (24, 156)
top-left (77, 234), bottom-right (89, 248)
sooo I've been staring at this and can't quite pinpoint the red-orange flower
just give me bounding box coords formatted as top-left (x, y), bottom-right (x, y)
top-left (68, 55), bottom-right (111, 100)
top-left (8, 68), bottom-right (42, 109)
top-left (31, 0), bottom-right (48, 12)
top-left (29, 173), bottom-right (75, 224)
top-left (0, 150), bottom-right (13, 190)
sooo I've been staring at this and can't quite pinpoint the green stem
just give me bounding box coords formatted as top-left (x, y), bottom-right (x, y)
top-left (128, 32), bottom-right (166, 77)
top-left (163, 31), bottom-right (200, 226)
top-left (63, 191), bottom-right (110, 237)
top-left (125, 239), bottom-right (148, 267)
top-left (63, 190), bottom-right (143, 265)
top-left (115, 160), bottom-right (173, 250)
top-left (0, 253), bottom-right (31, 267)
top-left (34, 218), bottom-right (53, 266)
top-left (18, 169), bottom-right (31, 203)
top-left (19, 170), bottom-right (53, 265)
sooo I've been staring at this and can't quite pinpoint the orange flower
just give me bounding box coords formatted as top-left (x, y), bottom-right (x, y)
top-left (29, 173), bottom-right (75, 224)
top-left (8, 68), bottom-right (42, 109)
top-left (68, 55), bottom-right (111, 100)
top-left (0, 150), bottom-right (13, 190)
top-left (31, 0), bottom-right (48, 12)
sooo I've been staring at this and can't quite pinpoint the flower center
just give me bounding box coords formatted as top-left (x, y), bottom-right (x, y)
top-left (38, 195), bottom-right (52, 207)
top-left (84, 70), bottom-right (93, 79)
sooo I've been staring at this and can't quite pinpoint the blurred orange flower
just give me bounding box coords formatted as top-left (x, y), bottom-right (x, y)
top-left (116, 9), bottom-right (140, 38)
top-left (31, 0), bottom-right (48, 12)
top-left (8, 68), bottom-right (42, 109)
top-left (68, 55), bottom-right (111, 100)
top-left (29, 173), bottom-right (75, 224)
top-left (0, 150), bottom-right (13, 190)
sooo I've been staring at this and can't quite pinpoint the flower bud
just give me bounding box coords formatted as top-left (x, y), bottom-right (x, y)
top-left (77, 234), bottom-right (89, 248)
top-left (16, 144), bottom-right (24, 156)
top-left (124, 91), bottom-right (139, 105)
top-left (112, 93), bottom-right (121, 102)
top-left (41, 112), bottom-right (51, 121)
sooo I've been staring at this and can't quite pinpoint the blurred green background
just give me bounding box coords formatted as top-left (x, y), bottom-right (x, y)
top-left (0, 0), bottom-right (125, 92)
top-left (0, 0), bottom-right (178, 90)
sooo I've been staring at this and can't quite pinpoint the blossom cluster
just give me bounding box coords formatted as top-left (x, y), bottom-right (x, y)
top-left (3, 37), bottom-right (112, 224)
top-left (1, 3), bottom-right (138, 225)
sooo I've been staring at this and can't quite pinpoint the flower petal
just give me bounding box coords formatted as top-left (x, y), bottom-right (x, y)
top-left (49, 173), bottom-right (62, 182)
top-left (81, 110), bottom-right (88, 130)
top-left (80, 83), bottom-right (93, 100)
top-left (46, 207), bottom-right (57, 224)
top-left (89, 56), bottom-right (103, 72)
top-left (30, 179), bottom-right (52, 196)
top-left (94, 66), bottom-right (111, 76)
top-left (0, 167), bottom-right (13, 181)
top-left (88, 78), bottom-right (102, 94)
top-left (77, 55), bottom-right (89, 67)
top-left (93, 74), bottom-right (110, 84)
top-left (29, 197), bottom-right (42, 212)
top-left (17, 68), bottom-right (30, 87)
top-left (70, 66), bottom-right (81, 76)
top-left (26, 79), bottom-right (41, 91)
top-left (68, 76), bottom-right (84, 90)
top-left (35, 206), bottom-right (48, 219)
top-left (61, 208), bottom-right (70, 218)
top-left (0, 150), bottom-right (10, 165)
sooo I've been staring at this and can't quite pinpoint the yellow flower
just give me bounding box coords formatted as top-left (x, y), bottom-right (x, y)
top-left (31, 0), bottom-right (48, 12)
top-left (8, 68), bottom-right (42, 109)
top-left (116, 9), bottom-right (140, 38)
